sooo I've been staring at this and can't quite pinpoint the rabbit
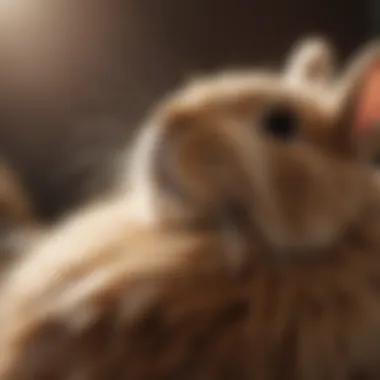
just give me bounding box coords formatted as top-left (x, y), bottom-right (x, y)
top-left (0, 36), bottom-right (380, 380)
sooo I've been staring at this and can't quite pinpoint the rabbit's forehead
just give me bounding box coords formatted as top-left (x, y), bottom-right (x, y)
top-left (159, 71), bottom-right (332, 123)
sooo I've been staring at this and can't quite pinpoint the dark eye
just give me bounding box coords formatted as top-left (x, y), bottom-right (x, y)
top-left (261, 105), bottom-right (298, 140)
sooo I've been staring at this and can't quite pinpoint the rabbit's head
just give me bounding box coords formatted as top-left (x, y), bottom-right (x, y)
top-left (125, 37), bottom-right (380, 255)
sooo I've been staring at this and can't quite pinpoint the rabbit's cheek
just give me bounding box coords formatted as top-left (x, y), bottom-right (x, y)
top-left (261, 146), bottom-right (361, 252)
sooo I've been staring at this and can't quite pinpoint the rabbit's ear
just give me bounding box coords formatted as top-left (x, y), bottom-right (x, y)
top-left (331, 41), bottom-right (380, 154)
top-left (283, 37), bottom-right (336, 87)
top-left (333, 41), bottom-right (380, 121)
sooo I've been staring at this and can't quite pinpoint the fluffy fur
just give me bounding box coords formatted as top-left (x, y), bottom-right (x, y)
top-left (0, 37), bottom-right (380, 380)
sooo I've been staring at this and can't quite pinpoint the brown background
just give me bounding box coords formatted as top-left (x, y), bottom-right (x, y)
top-left (0, 0), bottom-right (372, 218)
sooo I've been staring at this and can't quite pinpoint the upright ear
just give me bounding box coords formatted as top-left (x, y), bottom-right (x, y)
top-left (333, 40), bottom-right (380, 115)
top-left (283, 36), bottom-right (336, 87)
top-left (331, 40), bottom-right (380, 155)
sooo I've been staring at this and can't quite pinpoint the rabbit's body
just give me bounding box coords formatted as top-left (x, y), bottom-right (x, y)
top-left (0, 178), bottom-right (380, 380)
top-left (0, 38), bottom-right (380, 380)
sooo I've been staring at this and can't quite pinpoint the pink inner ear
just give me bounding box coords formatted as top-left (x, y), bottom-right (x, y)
top-left (355, 61), bottom-right (380, 133)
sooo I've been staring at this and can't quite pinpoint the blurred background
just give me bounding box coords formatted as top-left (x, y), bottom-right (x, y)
top-left (0, 0), bottom-right (376, 219)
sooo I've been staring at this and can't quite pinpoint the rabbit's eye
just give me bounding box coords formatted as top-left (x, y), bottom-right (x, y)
top-left (261, 105), bottom-right (298, 141)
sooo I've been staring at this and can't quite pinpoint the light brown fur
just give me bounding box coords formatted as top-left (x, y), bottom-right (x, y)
top-left (0, 37), bottom-right (380, 380)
